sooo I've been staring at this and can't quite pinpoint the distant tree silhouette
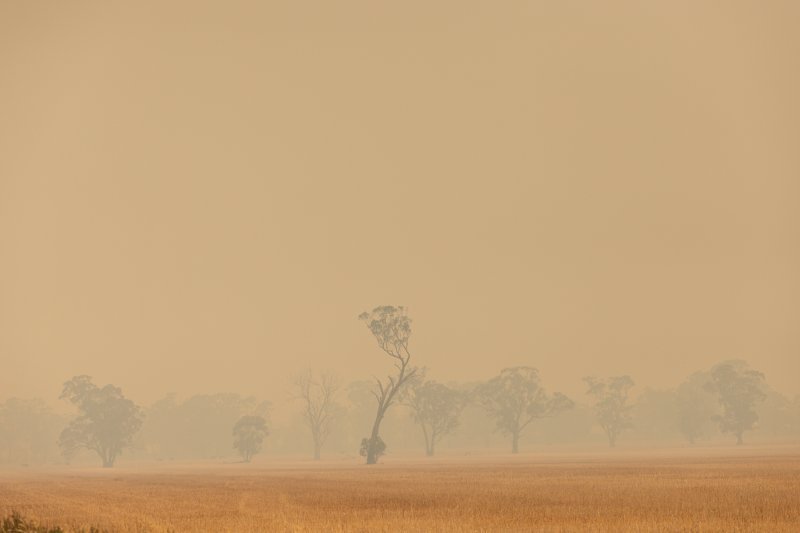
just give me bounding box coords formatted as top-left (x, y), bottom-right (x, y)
top-left (358, 305), bottom-right (418, 464)
top-left (58, 375), bottom-right (143, 468)
top-left (631, 388), bottom-right (679, 440)
top-left (705, 360), bottom-right (766, 445)
top-left (584, 375), bottom-right (635, 447)
top-left (292, 370), bottom-right (340, 460)
top-left (0, 398), bottom-right (63, 465)
top-left (676, 372), bottom-right (719, 444)
top-left (403, 379), bottom-right (464, 456)
top-left (792, 395), bottom-right (800, 435)
top-left (232, 415), bottom-right (269, 462)
top-left (480, 367), bottom-right (573, 454)
top-left (142, 393), bottom-right (269, 460)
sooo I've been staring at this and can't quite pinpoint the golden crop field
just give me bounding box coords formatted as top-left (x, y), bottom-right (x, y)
top-left (1, 447), bottom-right (799, 532)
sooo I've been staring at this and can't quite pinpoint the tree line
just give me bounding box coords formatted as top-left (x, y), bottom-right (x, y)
top-left (1, 306), bottom-right (798, 468)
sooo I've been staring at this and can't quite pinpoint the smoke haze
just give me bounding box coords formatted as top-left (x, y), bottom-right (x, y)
top-left (2, 1), bottom-right (798, 408)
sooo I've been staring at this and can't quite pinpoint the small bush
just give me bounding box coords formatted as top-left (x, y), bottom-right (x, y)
top-left (1, 512), bottom-right (104, 533)
top-left (359, 436), bottom-right (386, 459)
top-left (1, 512), bottom-right (63, 533)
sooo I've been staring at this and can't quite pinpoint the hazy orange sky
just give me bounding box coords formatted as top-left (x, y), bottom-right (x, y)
top-left (1, 1), bottom-right (798, 406)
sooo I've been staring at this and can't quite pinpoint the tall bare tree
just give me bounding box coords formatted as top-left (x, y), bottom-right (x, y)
top-left (293, 370), bottom-right (339, 460)
top-left (358, 305), bottom-right (417, 464)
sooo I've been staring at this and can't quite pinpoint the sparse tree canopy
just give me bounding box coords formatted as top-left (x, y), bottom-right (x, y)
top-left (403, 378), bottom-right (465, 456)
top-left (58, 375), bottom-right (143, 468)
top-left (358, 305), bottom-right (417, 464)
top-left (232, 415), bottom-right (269, 462)
top-left (705, 360), bottom-right (766, 445)
top-left (584, 375), bottom-right (635, 448)
top-left (292, 370), bottom-right (340, 460)
top-left (480, 367), bottom-right (573, 454)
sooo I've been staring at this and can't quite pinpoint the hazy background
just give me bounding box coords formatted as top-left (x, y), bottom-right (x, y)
top-left (2, 1), bottom-right (798, 407)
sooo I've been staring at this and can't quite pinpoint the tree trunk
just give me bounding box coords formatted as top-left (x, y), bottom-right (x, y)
top-left (366, 438), bottom-right (378, 464)
top-left (511, 431), bottom-right (519, 454)
top-left (364, 361), bottom-right (414, 464)
top-left (366, 412), bottom-right (384, 465)
top-left (422, 425), bottom-right (433, 457)
top-left (736, 433), bottom-right (743, 445)
top-left (608, 432), bottom-right (616, 448)
top-left (313, 440), bottom-right (321, 461)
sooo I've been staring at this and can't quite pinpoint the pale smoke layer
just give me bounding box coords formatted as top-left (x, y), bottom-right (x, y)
top-left (1, 1), bottom-right (798, 413)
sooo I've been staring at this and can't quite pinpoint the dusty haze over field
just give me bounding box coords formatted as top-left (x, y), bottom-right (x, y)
top-left (1, 1), bottom-right (798, 406)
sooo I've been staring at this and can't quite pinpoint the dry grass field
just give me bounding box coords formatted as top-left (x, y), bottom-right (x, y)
top-left (1, 446), bottom-right (798, 532)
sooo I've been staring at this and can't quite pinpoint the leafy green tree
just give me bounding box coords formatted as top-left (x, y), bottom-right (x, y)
top-left (480, 367), bottom-right (573, 454)
top-left (232, 415), bottom-right (269, 462)
top-left (358, 305), bottom-right (418, 464)
top-left (584, 375), bottom-right (635, 447)
top-left (705, 361), bottom-right (766, 445)
top-left (58, 375), bottom-right (143, 468)
top-left (404, 379), bottom-right (464, 456)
